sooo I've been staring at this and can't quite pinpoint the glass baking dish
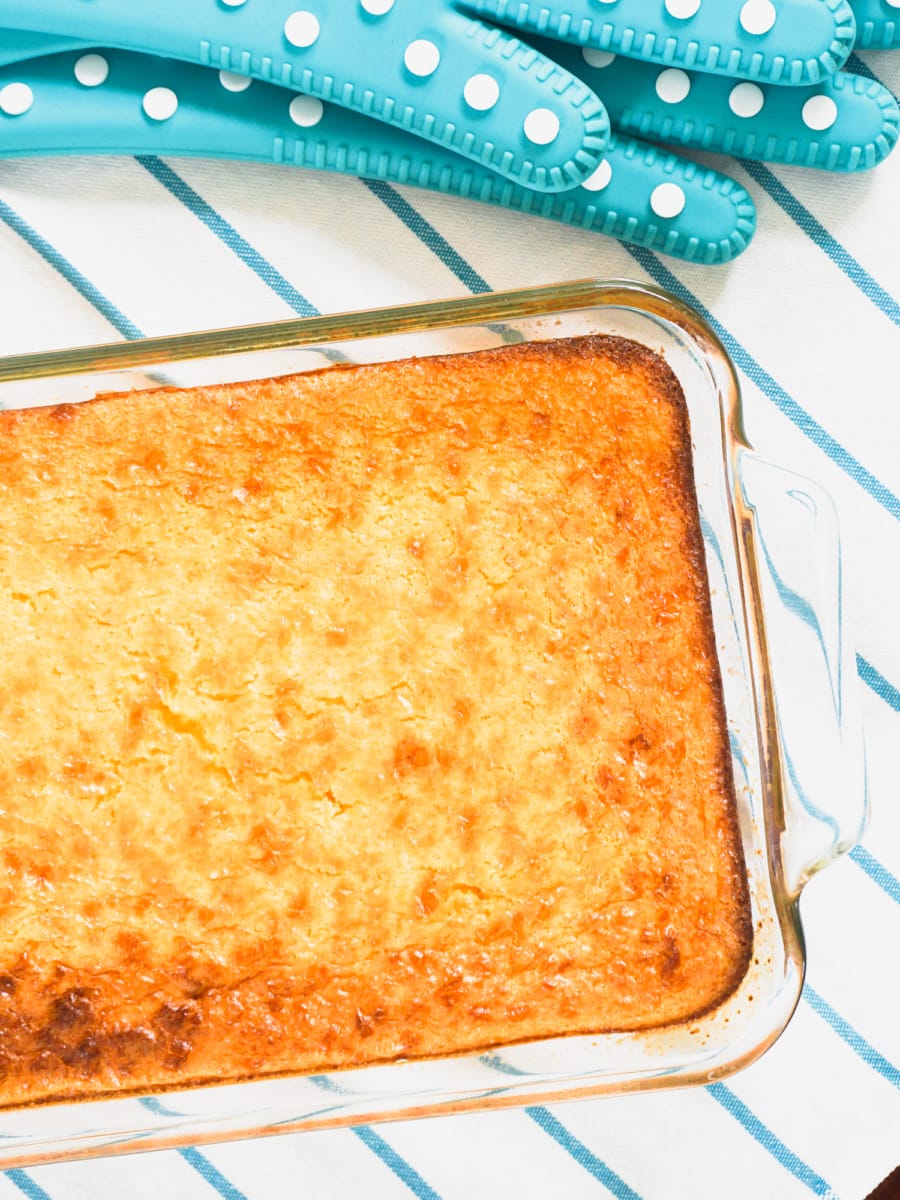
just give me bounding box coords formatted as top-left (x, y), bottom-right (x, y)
top-left (0, 278), bottom-right (867, 1167)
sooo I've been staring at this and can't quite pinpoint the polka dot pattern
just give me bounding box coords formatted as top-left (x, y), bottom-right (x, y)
top-left (404, 40), bottom-right (441, 78)
top-left (665, 0), bottom-right (701, 18)
top-left (464, 74), bottom-right (500, 112)
top-left (283, 11), bottom-right (321, 49)
top-left (650, 182), bottom-right (686, 218)
top-left (289, 94), bottom-right (325, 126)
top-left (0, 82), bottom-right (33, 116)
top-left (74, 54), bottom-right (109, 88)
top-left (523, 108), bottom-right (560, 145)
top-left (655, 68), bottom-right (691, 104)
top-left (219, 70), bottom-right (253, 93)
top-left (729, 81), bottom-right (764, 118)
top-left (142, 86), bottom-right (178, 121)
top-left (740, 0), bottom-right (777, 35)
top-left (582, 48), bottom-right (616, 69)
top-left (802, 94), bottom-right (838, 130)
top-left (0, 0), bottom-right (836, 215)
top-left (582, 160), bottom-right (613, 191)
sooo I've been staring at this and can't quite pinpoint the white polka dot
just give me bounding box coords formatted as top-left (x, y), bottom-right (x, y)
top-left (360, 0), bottom-right (394, 12)
top-left (885, 0), bottom-right (900, 8)
top-left (289, 94), bottom-right (324, 126)
top-left (463, 74), bottom-right (500, 111)
top-left (665, 0), bottom-right (701, 18)
top-left (404, 39), bottom-right (440, 77)
top-left (220, 0), bottom-right (248, 6)
top-left (592, 0), bottom-right (619, 5)
top-left (142, 87), bottom-right (178, 121)
top-left (582, 48), bottom-right (616, 68)
top-left (0, 82), bottom-right (32, 116)
top-left (582, 160), bottom-right (612, 191)
top-left (523, 108), bottom-right (560, 145)
top-left (801, 94), bottom-right (838, 130)
top-left (650, 182), bottom-right (686, 218)
top-left (74, 53), bottom-right (109, 87)
top-left (728, 81), bottom-right (764, 117)
top-left (219, 70), bottom-right (253, 92)
top-left (284, 11), bottom-right (321, 48)
top-left (739, 0), bottom-right (776, 35)
top-left (655, 68), bottom-right (691, 103)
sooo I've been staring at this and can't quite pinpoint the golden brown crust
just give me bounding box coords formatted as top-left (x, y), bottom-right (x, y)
top-left (0, 334), bottom-right (751, 1108)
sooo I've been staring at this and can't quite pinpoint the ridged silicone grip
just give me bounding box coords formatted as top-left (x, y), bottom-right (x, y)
top-left (0, 1), bottom-right (610, 192)
top-left (0, 48), bottom-right (756, 263)
top-left (849, 0), bottom-right (900, 47)
top-left (550, 40), bottom-right (900, 171)
top-left (470, 0), bottom-right (858, 84)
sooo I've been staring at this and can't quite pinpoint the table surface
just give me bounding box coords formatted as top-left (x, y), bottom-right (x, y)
top-left (0, 41), bottom-right (897, 1200)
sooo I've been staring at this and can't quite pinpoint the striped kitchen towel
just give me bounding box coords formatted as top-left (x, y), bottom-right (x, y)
top-left (0, 44), bottom-right (897, 1200)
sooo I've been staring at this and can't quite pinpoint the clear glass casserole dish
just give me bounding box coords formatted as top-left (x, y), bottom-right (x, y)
top-left (0, 278), bottom-right (867, 1167)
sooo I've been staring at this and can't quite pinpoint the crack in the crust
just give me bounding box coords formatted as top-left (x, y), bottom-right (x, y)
top-left (8, 588), bottom-right (59, 610)
top-left (151, 698), bottom-right (223, 760)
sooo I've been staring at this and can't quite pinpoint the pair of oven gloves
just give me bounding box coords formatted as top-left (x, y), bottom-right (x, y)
top-left (0, 2), bottom-right (897, 264)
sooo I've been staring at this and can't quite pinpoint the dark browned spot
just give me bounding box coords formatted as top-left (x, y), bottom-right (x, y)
top-left (660, 934), bottom-right (681, 980)
top-left (154, 1001), bottom-right (200, 1036)
top-left (48, 989), bottom-right (92, 1032)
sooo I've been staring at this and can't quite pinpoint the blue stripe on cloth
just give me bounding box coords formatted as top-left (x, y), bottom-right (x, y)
top-left (705, 1083), bottom-right (834, 1196)
top-left (352, 1126), bottom-right (444, 1200)
top-left (857, 655), bottom-right (900, 713)
top-left (309, 1079), bottom-right (446, 1195)
top-left (135, 156), bottom-right (319, 317)
top-left (5, 1171), bottom-right (52, 1200)
top-left (0, 198), bottom-right (144, 341)
top-left (179, 1148), bottom-right (251, 1200)
top-left (737, 160), bottom-right (900, 327)
top-left (626, 246), bottom-right (900, 522)
top-left (849, 843), bottom-right (900, 905)
top-left (525, 1107), bottom-right (644, 1200)
top-left (803, 985), bottom-right (900, 1089)
top-left (360, 180), bottom-right (492, 294)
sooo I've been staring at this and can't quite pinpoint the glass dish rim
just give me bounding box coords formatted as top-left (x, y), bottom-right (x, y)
top-left (0, 277), bottom-right (863, 1167)
top-left (0, 278), bottom-right (736, 389)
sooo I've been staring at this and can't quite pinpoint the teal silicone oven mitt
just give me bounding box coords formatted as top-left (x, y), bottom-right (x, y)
top-left (0, 0), bottom-right (872, 193)
top-left (0, 3), bottom-right (896, 263)
top-left (0, 45), bottom-right (760, 264)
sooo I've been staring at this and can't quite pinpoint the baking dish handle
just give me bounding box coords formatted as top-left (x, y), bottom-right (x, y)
top-left (738, 453), bottom-right (868, 896)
